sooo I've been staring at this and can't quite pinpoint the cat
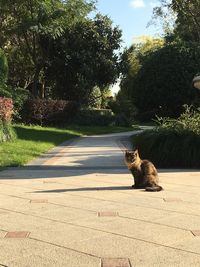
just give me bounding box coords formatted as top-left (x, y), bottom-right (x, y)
top-left (125, 149), bottom-right (163, 192)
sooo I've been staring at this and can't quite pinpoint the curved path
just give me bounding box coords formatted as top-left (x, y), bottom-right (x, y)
top-left (0, 131), bottom-right (200, 266)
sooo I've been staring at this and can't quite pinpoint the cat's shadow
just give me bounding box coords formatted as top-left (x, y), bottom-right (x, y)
top-left (33, 185), bottom-right (136, 194)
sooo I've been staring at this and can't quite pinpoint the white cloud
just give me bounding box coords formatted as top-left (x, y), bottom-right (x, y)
top-left (130, 0), bottom-right (146, 8)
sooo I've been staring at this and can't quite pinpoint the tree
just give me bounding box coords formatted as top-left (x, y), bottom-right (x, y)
top-left (42, 14), bottom-right (122, 104)
top-left (0, 48), bottom-right (11, 97)
top-left (132, 42), bottom-right (200, 120)
top-left (152, 0), bottom-right (200, 42)
top-left (117, 37), bottom-right (164, 122)
top-left (0, 0), bottom-right (95, 96)
top-left (120, 36), bottom-right (164, 94)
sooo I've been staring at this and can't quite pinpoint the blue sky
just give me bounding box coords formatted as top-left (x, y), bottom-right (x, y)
top-left (95, 0), bottom-right (162, 48)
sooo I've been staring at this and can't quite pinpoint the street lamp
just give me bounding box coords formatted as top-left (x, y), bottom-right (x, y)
top-left (192, 75), bottom-right (200, 90)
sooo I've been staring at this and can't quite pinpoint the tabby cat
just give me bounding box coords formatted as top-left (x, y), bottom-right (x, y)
top-left (125, 149), bottom-right (163, 192)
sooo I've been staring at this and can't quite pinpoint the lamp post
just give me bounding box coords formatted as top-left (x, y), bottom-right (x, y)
top-left (192, 75), bottom-right (200, 90)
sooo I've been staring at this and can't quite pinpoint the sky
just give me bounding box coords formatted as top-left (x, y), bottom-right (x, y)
top-left (95, 0), bottom-right (162, 48)
top-left (94, 0), bottom-right (162, 94)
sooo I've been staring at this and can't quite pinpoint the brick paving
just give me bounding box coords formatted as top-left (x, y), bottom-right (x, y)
top-left (0, 130), bottom-right (200, 266)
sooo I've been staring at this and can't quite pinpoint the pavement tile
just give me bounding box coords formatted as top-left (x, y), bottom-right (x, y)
top-left (0, 132), bottom-right (200, 266)
top-left (129, 244), bottom-right (200, 267)
top-left (154, 213), bottom-right (200, 230)
top-left (66, 232), bottom-right (160, 258)
top-left (98, 212), bottom-right (119, 217)
top-left (71, 216), bottom-right (192, 246)
top-left (0, 237), bottom-right (100, 267)
top-left (30, 199), bottom-right (48, 203)
top-left (5, 231), bottom-right (30, 238)
top-left (174, 235), bottom-right (200, 254)
top-left (163, 198), bottom-right (182, 202)
top-left (191, 230), bottom-right (200, 236)
top-left (101, 258), bottom-right (131, 267)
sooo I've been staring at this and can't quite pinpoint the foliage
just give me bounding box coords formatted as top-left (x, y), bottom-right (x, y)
top-left (0, 97), bottom-right (13, 122)
top-left (0, 1), bottom-right (122, 108)
top-left (74, 108), bottom-right (115, 126)
top-left (42, 15), bottom-right (122, 104)
top-left (10, 87), bottom-right (30, 121)
top-left (131, 106), bottom-right (200, 168)
top-left (0, 97), bottom-right (16, 142)
top-left (88, 87), bottom-right (102, 108)
top-left (0, 122), bottom-right (16, 142)
top-left (116, 37), bottom-right (164, 123)
top-left (132, 128), bottom-right (200, 168)
top-left (155, 105), bottom-right (200, 135)
top-left (108, 96), bottom-right (137, 126)
top-left (131, 41), bottom-right (200, 120)
top-left (88, 86), bottom-right (113, 109)
top-left (22, 99), bottom-right (79, 125)
top-left (120, 36), bottom-right (164, 82)
top-left (0, 0), bottom-right (96, 96)
top-left (0, 49), bottom-right (8, 84)
top-left (152, 0), bottom-right (200, 42)
top-left (0, 49), bottom-right (10, 98)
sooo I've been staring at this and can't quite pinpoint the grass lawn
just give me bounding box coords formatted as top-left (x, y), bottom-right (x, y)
top-left (0, 124), bottom-right (136, 168)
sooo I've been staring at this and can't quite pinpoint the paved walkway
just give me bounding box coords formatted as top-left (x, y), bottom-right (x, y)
top-left (0, 131), bottom-right (200, 266)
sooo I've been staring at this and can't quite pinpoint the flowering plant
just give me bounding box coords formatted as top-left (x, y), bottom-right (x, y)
top-left (0, 97), bottom-right (13, 122)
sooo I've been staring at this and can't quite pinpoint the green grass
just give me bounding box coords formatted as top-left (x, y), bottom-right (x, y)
top-left (0, 124), bottom-right (135, 168)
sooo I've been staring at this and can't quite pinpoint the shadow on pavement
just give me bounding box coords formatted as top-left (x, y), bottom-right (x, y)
top-left (0, 163), bottom-right (199, 180)
top-left (33, 185), bottom-right (133, 193)
top-left (0, 165), bottom-right (128, 179)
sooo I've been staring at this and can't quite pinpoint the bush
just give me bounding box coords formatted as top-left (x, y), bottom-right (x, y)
top-left (131, 106), bottom-right (200, 168)
top-left (0, 97), bottom-right (16, 142)
top-left (74, 108), bottom-right (115, 126)
top-left (108, 98), bottom-right (137, 126)
top-left (132, 129), bottom-right (200, 168)
top-left (22, 99), bottom-right (79, 126)
top-left (0, 97), bottom-right (13, 123)
top-left (10, 87), bottom-right (30, 121)
top-left (0, 122), bottom-right (16, 142)
top-left (114, 114), bottom-right (131, 127)
top-left (155, 105), bottom-right (200, 135)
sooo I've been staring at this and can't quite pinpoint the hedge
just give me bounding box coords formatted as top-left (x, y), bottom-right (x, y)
top-left (22, 99), bottom-right (79, 125)
top-left (131, 129), bottom-right (200, 168)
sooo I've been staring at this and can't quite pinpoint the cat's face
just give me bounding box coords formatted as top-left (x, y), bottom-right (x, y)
top-left (125, 149), bottom-right (139, 163)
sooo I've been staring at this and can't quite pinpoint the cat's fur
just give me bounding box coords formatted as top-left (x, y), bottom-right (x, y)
top-left (125, 149), bottom-right (163, 192)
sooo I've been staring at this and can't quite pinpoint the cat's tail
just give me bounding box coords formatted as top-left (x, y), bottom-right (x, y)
top-left (145, 185), bottom-right (163, 192)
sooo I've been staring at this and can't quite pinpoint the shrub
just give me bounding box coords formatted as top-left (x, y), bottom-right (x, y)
top-left (108, 98), bottom-right (137, 126)
top-left (11, 87), bottom-right (30, 121)
top-left (155, 105), bottom-right (200, 135)
top-left (22, 99), bottom-right (79, 126)
top-left (0, 122), bottom-right (16, 142)
top-left (74, 108), bottom-right (115, 126)
top-left (0, 97), bottom-right (16, 142)
top-left (132, 129), bottom-right (200, 168)
top-left (114, 114), bottom-right (131, 127)
top-left (0, 97), bottom-right (13, 123)
top-left (131, 106), bottom-right (200, 168)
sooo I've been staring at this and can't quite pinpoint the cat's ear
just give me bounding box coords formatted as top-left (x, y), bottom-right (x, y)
top-left (134, 148), bottom-right (139, 154)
